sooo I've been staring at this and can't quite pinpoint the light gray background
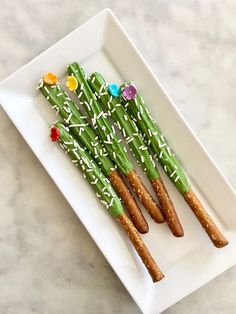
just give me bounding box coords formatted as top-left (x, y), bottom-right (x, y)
top-left (0, 1), bottom-right (235, 313)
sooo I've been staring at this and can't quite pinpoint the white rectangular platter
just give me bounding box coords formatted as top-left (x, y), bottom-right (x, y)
top-left (0, 9), bottom-right (235, 314)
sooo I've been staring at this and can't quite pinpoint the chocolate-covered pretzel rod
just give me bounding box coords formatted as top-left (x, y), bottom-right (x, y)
top-left (38, 76), bottom-right (148, 233)
top-left (51, 121), bottom-right (122, 215)
top-left (120, 83), bottom-right (228, 248)
top-left (67, 62), bottom-right (164, 224)
top-left (52, 121), bottom-right (164, 282)
top-left (88, 72), bottom-right (183, 237)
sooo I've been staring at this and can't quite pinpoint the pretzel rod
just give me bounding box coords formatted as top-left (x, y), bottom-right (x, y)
top-left (116, 212), bottom-right (164, 282)
top-left (38, 77), bottom-right (148, 233)
top-left (67, 62), bottom-right (164, 224)
top-left (52, 121), bottom-right (164, 281)
top-left (184, 190), bottom-right (228, 248)
top-left (109, 170), bottom-right (148, 233)
top-left (120, 83), bottom-right (228, 248)
top-left (52, 121), bottom-right (123, 216)
top-left (126, 170), bottom-right (165, 223)
top-left (88, 72), bottom-right (183, 236)
top-left (151, 179), bottom-right (184, 237)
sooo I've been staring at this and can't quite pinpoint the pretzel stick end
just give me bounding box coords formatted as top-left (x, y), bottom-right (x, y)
top-left (126, 170), bottom-right (165, 224)
top-left (152, 179), bottom-right (184, 237)
top-left (109, 170), bottom-right (149, 234)
top-left (117, 212), bottom-right (164, 282)
top-left (184, 190), bottom-right (229, 248)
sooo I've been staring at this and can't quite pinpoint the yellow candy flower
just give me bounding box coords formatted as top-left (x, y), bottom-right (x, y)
top-left (66, 76), bottom-right (78, 91)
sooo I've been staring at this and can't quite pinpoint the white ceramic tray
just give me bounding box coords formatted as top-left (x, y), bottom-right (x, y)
top-left (0, 9), bottom-right (235, 314)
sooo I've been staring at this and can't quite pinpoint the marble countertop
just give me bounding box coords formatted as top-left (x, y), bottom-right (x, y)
top-left (0, 1), bottom-right (235, 313)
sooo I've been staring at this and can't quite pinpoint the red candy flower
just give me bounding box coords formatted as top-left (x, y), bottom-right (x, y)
top-left (50, 126), bottom-right (60, 142)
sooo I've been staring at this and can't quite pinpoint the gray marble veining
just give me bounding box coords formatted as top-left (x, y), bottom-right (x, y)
top-left (0, 0), bottom-right (235, 313)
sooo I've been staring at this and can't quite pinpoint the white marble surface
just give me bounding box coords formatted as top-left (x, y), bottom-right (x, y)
top-left (0, 0), bottom-right (236, 313)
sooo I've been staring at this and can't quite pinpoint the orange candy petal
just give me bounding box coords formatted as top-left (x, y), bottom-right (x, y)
top-left (43, 72), bottom-right (58, 85)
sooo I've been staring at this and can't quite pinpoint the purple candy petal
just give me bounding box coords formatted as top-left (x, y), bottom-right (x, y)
top-left (122, 85), bottom-right (137, 100)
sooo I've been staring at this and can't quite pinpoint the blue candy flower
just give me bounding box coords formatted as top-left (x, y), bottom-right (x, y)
top-left (108, 84), bottom-right (120, 97)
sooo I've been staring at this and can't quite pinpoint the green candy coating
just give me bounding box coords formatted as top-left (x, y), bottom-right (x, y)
top-left (68, 62), bottom-right (133, 176)
top-left (120, 84), bottom-right (191, 194)
top-left (88, 72), bottom-right (160, 181)
top-left (54, 121), bottom-right (123, 216)
top-left (39, 80), bottom-right (115, 177)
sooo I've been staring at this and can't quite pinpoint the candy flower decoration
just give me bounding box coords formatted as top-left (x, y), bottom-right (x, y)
top-left (50, 126), bottom-right (60, 141)
top-left (122, 84), bottom-right (137, 100)
top-left (108, 84), bottom-right (120, 97)
top-left (66, 76), bottom-right (78, 91)
top-left (43, 72), bottom-right (58, 85)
